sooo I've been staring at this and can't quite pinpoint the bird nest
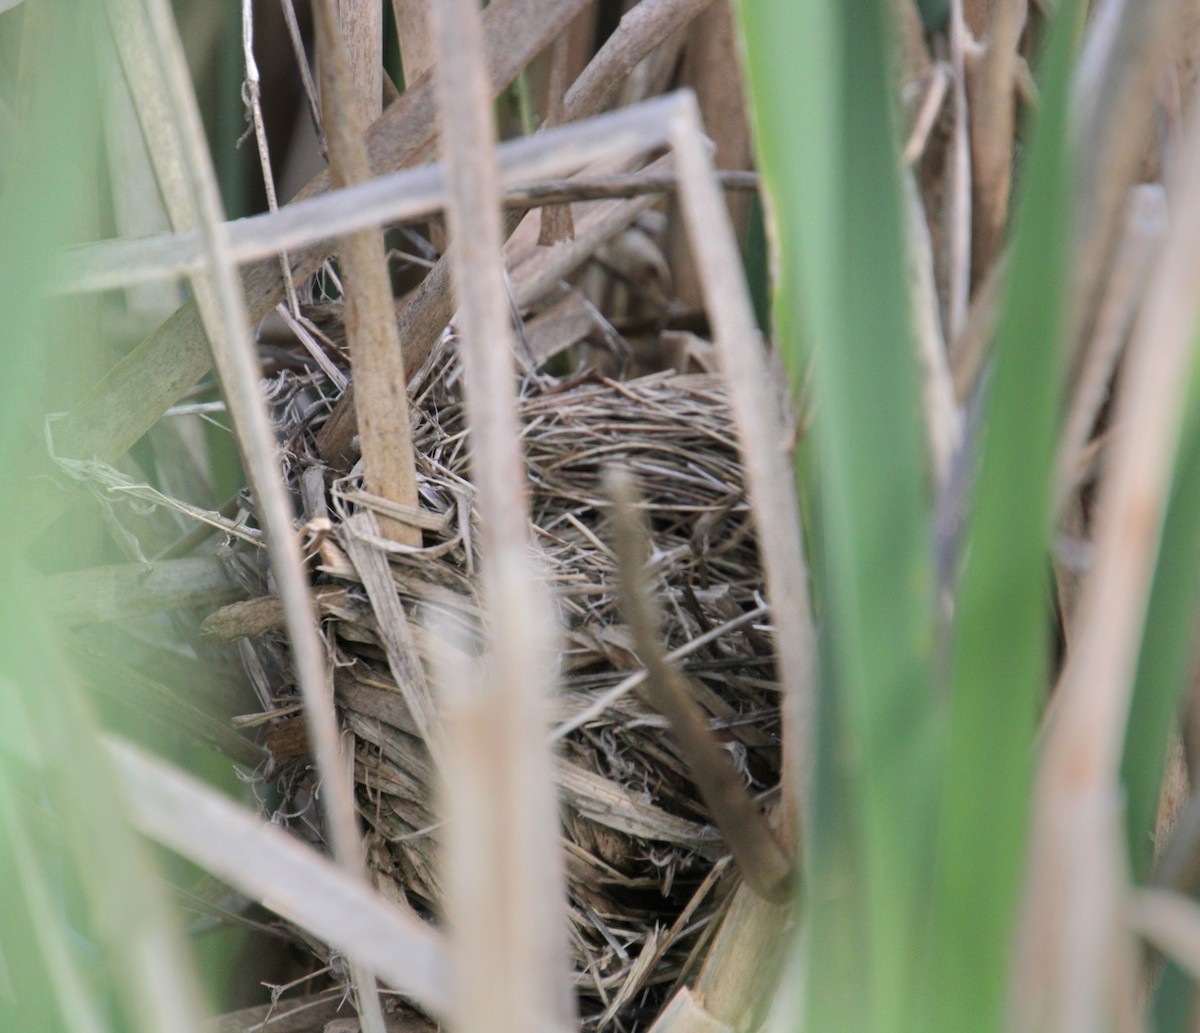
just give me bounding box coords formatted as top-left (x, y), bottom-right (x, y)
top-left (227, 340), bottom-right (781, 1031)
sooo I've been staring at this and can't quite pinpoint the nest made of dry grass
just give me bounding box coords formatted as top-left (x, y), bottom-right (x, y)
top-left (234, 341), bottom-right (780, 1032)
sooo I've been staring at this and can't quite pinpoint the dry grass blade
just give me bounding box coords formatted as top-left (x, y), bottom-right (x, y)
top-left (315, 0), bottom-right (420, 548)
top-left (107, 737), bottom-right (451, 1017)
top-left (668, 95), bottom-right (815, 839)
top-left (428, 1), bottom-right (575, 1032)
top-left (342, 513), bottom-right (443, 764)
top-left (605, 467), bottom-right (792, 903)
top-left (103, 0), bottom-right (384, 1020)
top-left (1012, 69), bottom-right (1200, 1033)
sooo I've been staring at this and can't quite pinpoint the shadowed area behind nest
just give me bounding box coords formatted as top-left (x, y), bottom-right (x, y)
top-left (243, 343), bottom-right (781, 1031)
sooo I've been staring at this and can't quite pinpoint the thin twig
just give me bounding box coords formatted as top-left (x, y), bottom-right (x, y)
top-left (242, 0), bottom-right (299, 314)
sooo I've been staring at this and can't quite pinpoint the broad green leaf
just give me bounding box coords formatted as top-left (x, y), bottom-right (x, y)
top-left (735, 2), bottom-right (938, 1029)
top-left (923, 6), bottom-right (1080, 1033)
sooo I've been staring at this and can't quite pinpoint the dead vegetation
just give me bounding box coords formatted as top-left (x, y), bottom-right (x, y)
top-left (19, 0), bottom-right (1200, 1031)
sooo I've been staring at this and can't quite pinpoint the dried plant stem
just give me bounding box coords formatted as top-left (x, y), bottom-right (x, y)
top-left (1013, 74), bottom-right (1200, 1033)
top-left (281, 0), bottom-right (324, 151)
top-left (538, 36), bottom-right (576, 246)
top-left (606, 467), bottom-right (792, 902)
top-left (316, 0), bottom-right (420, 547)
top-left (563, 0), bottom-right (717, 122)
top-left (24, 0), bottom-right (593, 551)
top-left (1055, 184), bottom-right (1166, 515)
top-left (692, 883), bottom-right (790, 1033)
top-left (58, 100), bottom-right (684, 296)
top-left (428, 2), bottom-right (575, 1033)
top-left (103, 0), bottom-right (385, 1023)
top-left (969, 0), bottom-right (1026, 280)
top-left (337, 0), bottom-right (382, 123)
top-left (906, 171), bottom-right (961, 486)
top-left (312, 0), bottom-right (398, 962)
top-left (1070, 0), bottom-right (1187, 364)
top-left (392, 0), bottom-right (434, 83)
top-left (646, 988), bottom-right (734, 1033)
top-left (946, 0), bottom-right (972, 335)
top-left (668, 95), bottom-right (816, 841)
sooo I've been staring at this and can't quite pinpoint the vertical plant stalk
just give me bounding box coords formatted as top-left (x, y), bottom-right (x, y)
top-left (103, 0), bottom-right (385, 1023)
top-left (969, 0), bottom-right (1026, 281)
top-left (537, 36), bottom-right (575, 246)
top-left (337, 0), bottom-right (382, 123)
top-left (946, 0), bottom-right (973, 338)
top-left (315, 0), bottom-right (421, 548)
top-left (1013, 64), bottom-right (1200, 1033)
top-left (427, 2), bottom-right (575, 1033)
top-left (905, 172), bottom-right (961, 488)
top-left (392, 0), bottom-right (434, 83)
top-left (664, 0), bottom-right (754, 309)
top-left (313, 2), bottom-right (408, 1020)
top-left (667, 95), bottom-right (816, 843)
